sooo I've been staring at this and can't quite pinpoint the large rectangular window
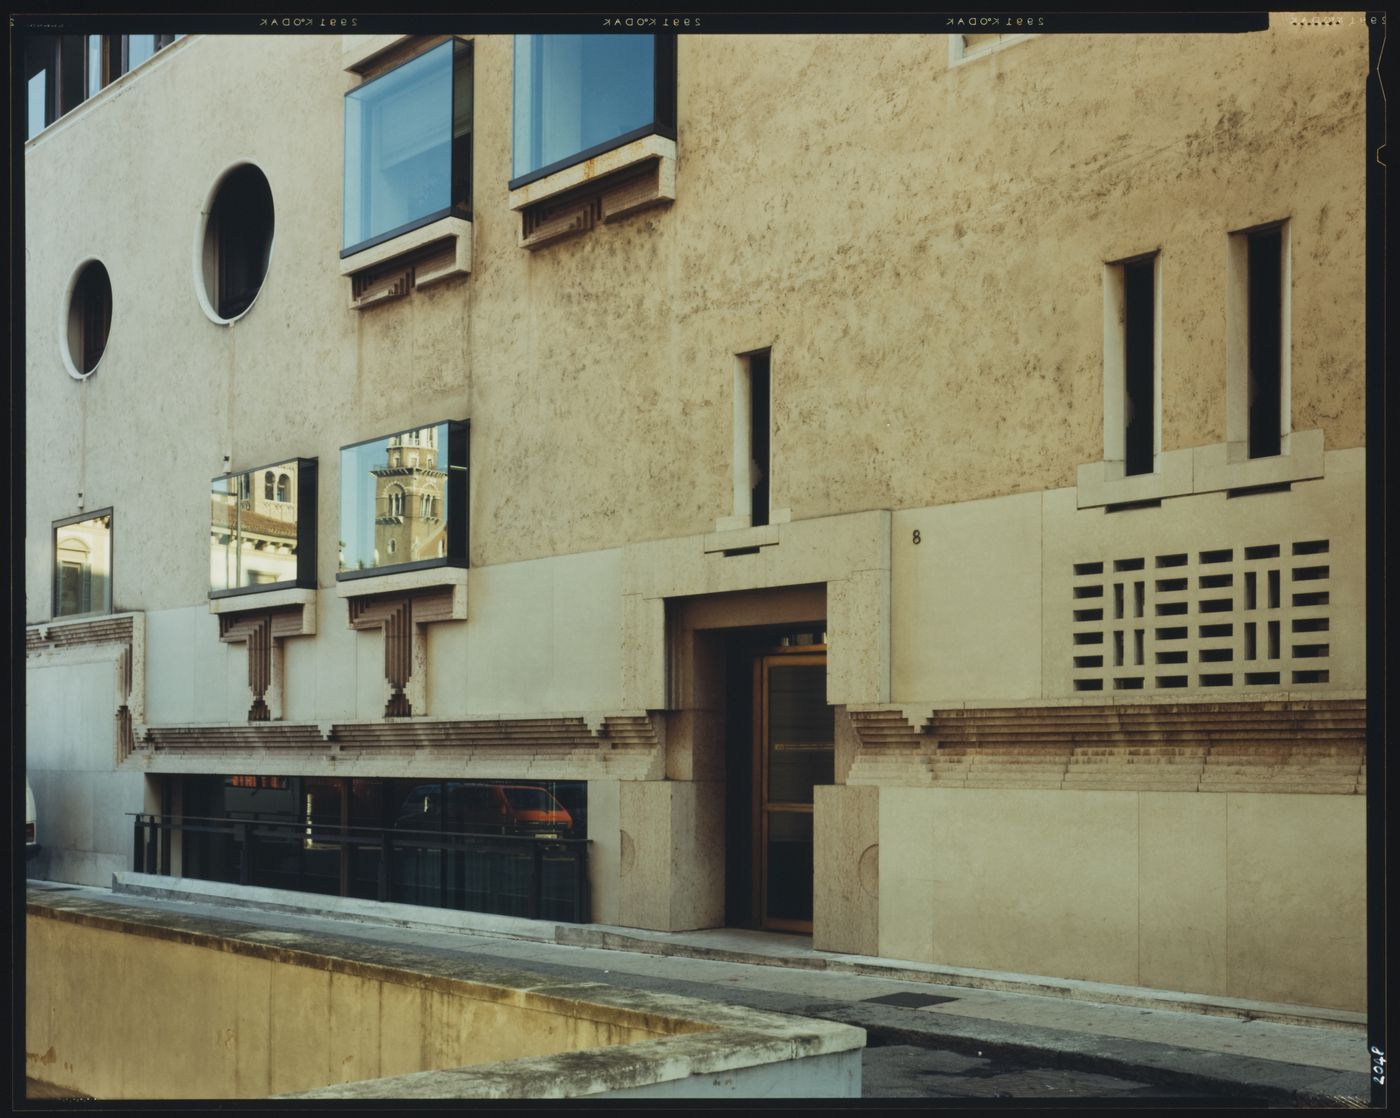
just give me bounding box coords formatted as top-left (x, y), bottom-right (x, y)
top-left (343, 39), bottom-right (473, 256)
top-left (210, 458), bottom-right (317, 597)
top-left (338, 421), bottom-right (468, 579)
top-left (53, 511), bottom-right (112, 618)
top-left (511, 34), bottom-right (675, 185)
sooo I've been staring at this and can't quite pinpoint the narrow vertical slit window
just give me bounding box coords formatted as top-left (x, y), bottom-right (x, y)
top-left (1122, 255), bottom-right (1156, 475)
top-left (734, 349), bottom-right (772, 528)
top-left (1247, 228), bottom-right (1282, 458)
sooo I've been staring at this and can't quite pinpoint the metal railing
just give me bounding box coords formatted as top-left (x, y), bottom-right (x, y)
top-left (130, 813), bottom-right (590, 923)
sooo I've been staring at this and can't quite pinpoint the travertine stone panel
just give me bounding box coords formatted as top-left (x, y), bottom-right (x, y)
top-left (587, 778), bottom-right (622, 926)
top-left (891, 491), bottom-right (1043, 704)
top-left (813, 785), bottom-right (879, 956)
top-left (621, 594), bottom-right (667, 711)
top-left (1225, 793), bottom-right (1365, 1011)
top-left (1138, 793), bottom-right (1228, 995)
top-left (827, 567), bottom-right (891, 706)
top-left (670, 781), bottom-right (726, 931)
top-left (880, 787), bottom-right (1140, 985)
top-left (1042, 447), bottom-right (1364, 700)
top-left (617, 780), bottom-right (725, 932)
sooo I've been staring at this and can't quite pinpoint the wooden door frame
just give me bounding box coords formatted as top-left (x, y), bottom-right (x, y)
top-left (752, 644), bottom-right (828, 933)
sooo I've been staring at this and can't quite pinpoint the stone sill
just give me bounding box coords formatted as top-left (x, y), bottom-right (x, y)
top-left (336, 566), bottom-right (468, 618)
top-left (509, 135), bottom-right (676, 212)
top-left (1076, 429), bottom-right (1325, 509)
top-left (208, 587), bottom-right (317, 635)
top-left (340, 216), bottom-right (472, 308)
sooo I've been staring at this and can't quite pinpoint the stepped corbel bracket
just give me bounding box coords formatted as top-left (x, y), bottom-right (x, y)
top-left (347, 587), bottom-right (455, 719)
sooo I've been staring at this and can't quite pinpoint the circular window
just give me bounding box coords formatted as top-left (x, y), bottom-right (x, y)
top-left (64, 260), bottom-right (113, 379)
top-left (199, 163), bottom-right (275, 323)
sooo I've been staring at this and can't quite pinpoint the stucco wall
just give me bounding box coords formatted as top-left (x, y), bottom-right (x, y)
top-left (24, 25), bottom-right (1367, 623)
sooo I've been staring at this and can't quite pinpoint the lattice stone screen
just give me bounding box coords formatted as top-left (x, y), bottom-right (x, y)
top-left (1070, 539), bottom-right (1331, 692)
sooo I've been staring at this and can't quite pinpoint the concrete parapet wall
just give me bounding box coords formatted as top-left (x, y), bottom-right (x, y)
top-left (25, 888), bottom-right (863, 1099)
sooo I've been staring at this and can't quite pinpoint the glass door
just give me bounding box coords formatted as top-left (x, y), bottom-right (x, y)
top-left (755, 650), bottom-right (833, 932)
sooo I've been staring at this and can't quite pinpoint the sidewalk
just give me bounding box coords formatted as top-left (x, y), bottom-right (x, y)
top-left (32, 875), bottom-right (1372, 1105)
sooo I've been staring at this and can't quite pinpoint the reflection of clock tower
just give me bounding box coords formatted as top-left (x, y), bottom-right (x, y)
top-left (373, 428), bottom-right (446, 564)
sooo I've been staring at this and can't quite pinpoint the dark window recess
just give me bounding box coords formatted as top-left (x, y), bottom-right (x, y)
top-left (1268, 569), bottom-right (1282, 607)
top-left (1292, 539), bottom-right (1329, 555)
top-left (1114, 677), bottom-right (1144, 690)
top-left (1293, 591), bottom-right (1329, 607)
top-left (1122, 257), bottom-right (1155, 476)
top-left (1073, 631), bottom-right (1104, 645)
top-left (1244, 571), bottom-right (1258, 609)
top-left (1156, 650), bottom-right (1187, 664)
top-left (1293, 644), bottom-right (1330, 659)
top-left (1199, 598), bottom-right (1233, 613)
top-left (1200, 549), bottom-right (1233, 564)
top-left (1292, 565), bottom-right (1330, 582)
top-left (1245, 672), bottom-right (1280, 685)
top-left (1199, 648), bottom-right (1234, 663)
top-left (70, 261), bottom-right (113, 374)
top-left (1073, 608), bottom-right (1103, 622)
top-left (1074, 679), bottom-right (1104, 691)
top-left (1244, 622), bottom-right (1257, 659)
top-left (1113, 584), bottom-right (1125, 619)
top-left (1247, 227), bottom-right (1283, 459)
top-left (748, 350), bottom-right (771, 528)
top-left (1244, 544), bottom-right (1280, 560)
top-left (1156, 554), bottom-right (1188, 568)
top-left (1157, 676), bottom-right (1188, 688)
top-left (1267, 620), bottom-right (1281, 659)
top-left (1292, 670), bottom-right (1329, 684)
top-left (1199, 623), bottom-right (1233, 638)
top-left (1073, 585), bottom-right (1104, 599)
top-left (1156, 626), bottom-right (1187, 640)
top-left (1199, 573), bottom-right (1233, 589)
top-left (1292, 617), bottom-right (1329, 633)
top-left (1113, 557), bottom-right (1145, 572)
top-left (1073, 561), bottom-right (1104, 576)
top-left (1113, 631), bottom-right (1124, 666)
top-left (206, 165), bottom-right (275, 319)
top-left (1155, 601), bottom-right (1188, 616)
top-left (1200, 674), bottom-right (1234, 687)
top-left (1156, 578), bottom-right (1187, 593)
top-left (1074, 655), bottom-right (1103, 669)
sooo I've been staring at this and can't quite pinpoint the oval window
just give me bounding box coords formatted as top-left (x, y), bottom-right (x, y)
top-left (201, 163), bottom-right (275, 321)
top-left (65, 260), bottom-right (113, 378)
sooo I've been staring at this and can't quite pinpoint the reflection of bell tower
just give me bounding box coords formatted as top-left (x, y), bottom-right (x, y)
top-left (373, 428), bottom-right (446, 564)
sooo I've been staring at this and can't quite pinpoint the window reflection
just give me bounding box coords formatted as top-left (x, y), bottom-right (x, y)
top-left (343, 40), bottom-right (472, 252)
top-left (512, 34), bottom-right (658, 180)
top-left (340, 423), bottom-right (460, 574)
top-left (211, 459), bottom-right (311, 593)
top-left (53, 512), bottom-right (112, 618)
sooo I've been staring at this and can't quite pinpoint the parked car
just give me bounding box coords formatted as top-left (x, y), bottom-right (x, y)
top-left (26, 778), bottom-right (41, 861)
top-left (395, 782), bottom-right (573, 835)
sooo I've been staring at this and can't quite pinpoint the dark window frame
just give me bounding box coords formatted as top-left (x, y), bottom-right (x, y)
top-left (341, 38), bottom-right (474, 259)
top-left (209, 457), bottom-right (318, 600)
top-left (52, 507), bottom-right (115, 620)
top-left (336, 420), bottom-right (469, 582)
top-left (507, 32), bottom-right (677, 191)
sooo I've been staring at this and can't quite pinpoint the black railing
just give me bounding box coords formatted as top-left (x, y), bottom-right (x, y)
top-left (130, 813), bottom-right (590, 923)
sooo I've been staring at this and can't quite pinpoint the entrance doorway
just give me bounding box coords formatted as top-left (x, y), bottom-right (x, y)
top-left (752, 646), bottom-right (833, 932)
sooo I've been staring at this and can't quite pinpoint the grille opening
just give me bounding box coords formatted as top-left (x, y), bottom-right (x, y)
top-left (1268, 569), bottom-right (1281, 608)
top-left (1133, 582), bottom-right (1145, 618)
top-left (1293, 565), bottom-right (1330, 582)
top-left (1199, 573), bottom-right (1233, 589)
top-left (1199, 598), bottom-right (1233, 613)
top-left (1113, 557), bottom-right (1146, 571)
top-left (1156, 601), bottom-right (1188, 616)
top-left (1156, 578), bottom-right (1187, 593)
top-left (1156, 650), bottom-right (1187, 664)
top-left (1244, 544), bottom-right (1280, 560)
top-left (1293, 591), bottom-right (1329, 607)
top-left (1292, 643), bottom-right (1330, 659)
top-left (1200, 548), bottom-right (1233, 564)
top-left (1244, 622), bottom-right (1257, 660)
top-left (1199, 623), bottom-right (1233, 638)
top-left (1074, 585), bottom-right (1104, 599)
top-left (1199, 648), bottom-right (1234, 663)
top-left (1155, 626), bottom-right (1187, 641)
top-left (1073, 608), bottom-right (1104, 622)
top-left (1292, 670), bottom-right (1329, 684)
top-left (1200, 673), bottom-right (1234, 687)
top-left (1156, 675), bottom-right (1188, 688)
top-left (1113, 583), bottom-right (1125, 619)
top-left (1073, 632), bottom-right (1104, 645)
top-left (1113, 631), bottom-right (1125, 667)
top-left (1292, 617), bottom-right (1329, 633)
top-left (1245, 672), bottom-right (1281, 685)
top-left (1073, 561), bottom-right (1104, 576)
top-left (1113, 677), bottom-right (1145, 690)
top-left (1073, 655), bottom-right (1103, 669)
top-left (1074, 679), bottom-right (1105, 691)
top-left (1268, 620), bottom-right (1281, 659)
top-left (1292, 539), bottom-right (1329, 555)
top-left (1156, 554), bottom-right (1188, 568)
